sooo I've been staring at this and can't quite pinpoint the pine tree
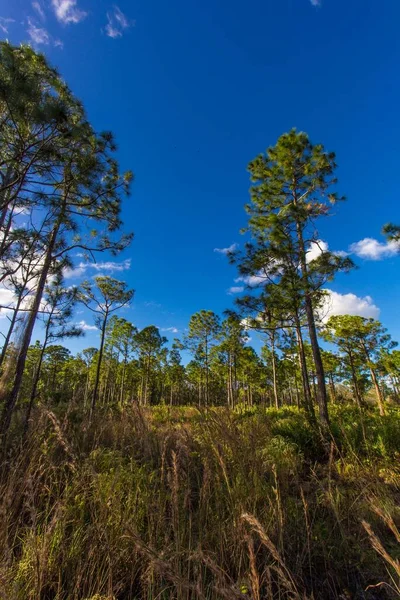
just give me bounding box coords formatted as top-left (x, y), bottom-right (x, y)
top-left (79, 276), bottom-right (134, 417)
top-left (186, 310), bottom-right (221, 407)
top-left (236, 129), bottom-right (353, 433)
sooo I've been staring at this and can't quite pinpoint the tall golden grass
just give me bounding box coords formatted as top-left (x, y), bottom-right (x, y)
top-left (0, 403), bottom-right (399, 599)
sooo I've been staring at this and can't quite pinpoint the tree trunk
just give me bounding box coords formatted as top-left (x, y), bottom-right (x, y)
top-left (91, 313), bottom-right (108, 418)
top-left (120, 359), bottom-right (127, 405)
top-left (0, 225), bottom-right (58, 437)
top-left (369, 366), bottom-right (385, 416)
top-left (360, 343), bottom-right (385, 415)
top-left (271, 332), bottom-right (279, 409)
top-left (304, 294), bottom-right (330, 431)
top-left (294, 318), bottom-right (314, 419)
top-left (205, 337), bottom-right (209, 407)
top-left (389, 375), bottom-right (399, 403)
top-left (348, 350), bottom-right (363, 409)
top-left (25, 316), bottom-right (52, 433)
top-left (0, 293), bottom-right (24, 368)
top-left (228, 353), bottom-right (233, 408)
top-left (0, 166), bottom-right (13, 232)
top-left (144, 354), bottom-right (151, 406)
top-left (328, 374), bottom-right (337, 403)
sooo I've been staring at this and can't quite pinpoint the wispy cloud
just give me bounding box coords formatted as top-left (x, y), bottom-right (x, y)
top-left (32, 1), bottom-right (46, 20)
top-left (227, 286), bottom-right (244, 295)
top-left (90, 258), bottom-right (131, 272)
top-left (64, 258), bottom-right (131, 279)
top-left (310, 0), bottom-right (321, 6)
top-left (214, 243), bottom-right (237, 255)
top-left (349, 237), bottom-right (399, 261)
top-left (235, 272), bottom-right (265, 287)
top-left (105, 6), bottom-right (133, 38)
top-left (144, 300), bottom-right (162, 309)
top-left (160, 326), bottom-right (179, 334)
top-left (0, 17), bottom-right (15, 34)
top-left (27, 17), bottom-right (50, 45)
top-left (51, 0), bottom-right (87, 24)
top-left (76, 320), bottom-right (97, 331)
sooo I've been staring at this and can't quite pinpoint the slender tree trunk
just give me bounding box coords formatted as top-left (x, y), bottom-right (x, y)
top-left (311, 373), bottom-right (317, 402)
top-left (389, 375), bottom-right (399, 402)
top-left (348, 350), bottom-right (363, 409)
top-left (144, 354), bottom-right (151, 406)
top-left (294, 372), bottom-right (301, 409)
top-left (0, 294), bottom-right (24, 368)
top-left (290, 384), bottom-right (294, 405)
top-left (295, 212), bottom-right (330, 431)
top-left (361, 344), bottom-right (385, 415)
top-left (294, 318), bottom-right (314, 419)
top-left (0, 224), bottom-right (58, 437)
top-left (83, 370), bottom-right (90, 410)
top-left (25, 317), bottom-right (52, 432)
top-left (205, 337), bottom-right (209, 407)
top-left (228, 353), bottom-right (233, 408)
top-left (139, 373), bottom-right (144, 405)
top-left (328, 374), bottom-right (337, 403)
top-left (270, 332), bottom-right (279, 409)
top-left (369, 366), bottom-right (385, 416)
top-left (233, 355), bottom-right (238, 407)
top-left (91, 313), bottom-right (108, 418)
top-left (304, 294), bottom-right (330, 430)
top-left (0, 204), bottom-right (15, 259)
top-left (120, 359), bottom-right (127, 405)
top-left (0, 166), bottom-right (13, 233)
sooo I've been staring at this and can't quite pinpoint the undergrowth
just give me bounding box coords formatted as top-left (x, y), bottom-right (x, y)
top-left (0, 404), bottom-right (399, 599)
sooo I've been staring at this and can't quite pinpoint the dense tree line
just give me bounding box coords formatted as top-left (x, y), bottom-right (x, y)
top-left (0, 42), bottom-right (399, 440)
top-left (11, 311), bottom-right (400, 416)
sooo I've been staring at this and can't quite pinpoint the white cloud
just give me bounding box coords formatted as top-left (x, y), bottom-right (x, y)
top-left (91, 258), bottom-right (131, 272)
top-left (227, 286), bottom-right (244, 295)
top-left (306, 239), bottom-right (349, 263)
top-left (27, 17), bottom-right (50, 44)
top-left (0, 287), bottom-right (17, 319)
top-left (51, 0), bottom-right (87, 24)
top-left (310, 0), bottom-right (321, 5)
top-left (105, 6), bottom-right (133, 38)
top-left (235, 272), bottom-right (265, 287)
top-left (0, 17), bottom-right (15, 33)
top-left (160, 326), bottom-right (179, 334)
top-left (32, 2), bottom-right (46, 20)
top-left (64, 259), bottom-right (131, 279)
top-left (306, 239), bottom-right (328, 263)
top-left (76, 320), bottom-right (97, 331)
top-left (214, 243), bottom-right (237, 255)
top-left (349, 237), bottom-right (399, 261)
top-left (63, 265), bottom-right (86, 279)
top-left (320, 289), bottom-right (380, 322)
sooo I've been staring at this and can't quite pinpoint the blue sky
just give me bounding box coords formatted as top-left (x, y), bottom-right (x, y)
top-left (1, 0), bottom-right (400, 354)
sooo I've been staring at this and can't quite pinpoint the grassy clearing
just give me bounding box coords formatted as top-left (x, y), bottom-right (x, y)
top-left (0, 404), bottom-right (399, 599)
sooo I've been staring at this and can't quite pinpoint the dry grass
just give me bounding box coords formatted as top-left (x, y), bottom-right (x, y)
top-left (0, 403), bottom-right (399, 599)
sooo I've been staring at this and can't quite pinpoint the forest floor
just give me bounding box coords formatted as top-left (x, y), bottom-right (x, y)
top-left (0, 403), bottom-right (399, 599)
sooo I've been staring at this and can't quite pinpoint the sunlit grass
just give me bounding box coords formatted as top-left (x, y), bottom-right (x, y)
top-left (0, 403), bottom-right (399, 599)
